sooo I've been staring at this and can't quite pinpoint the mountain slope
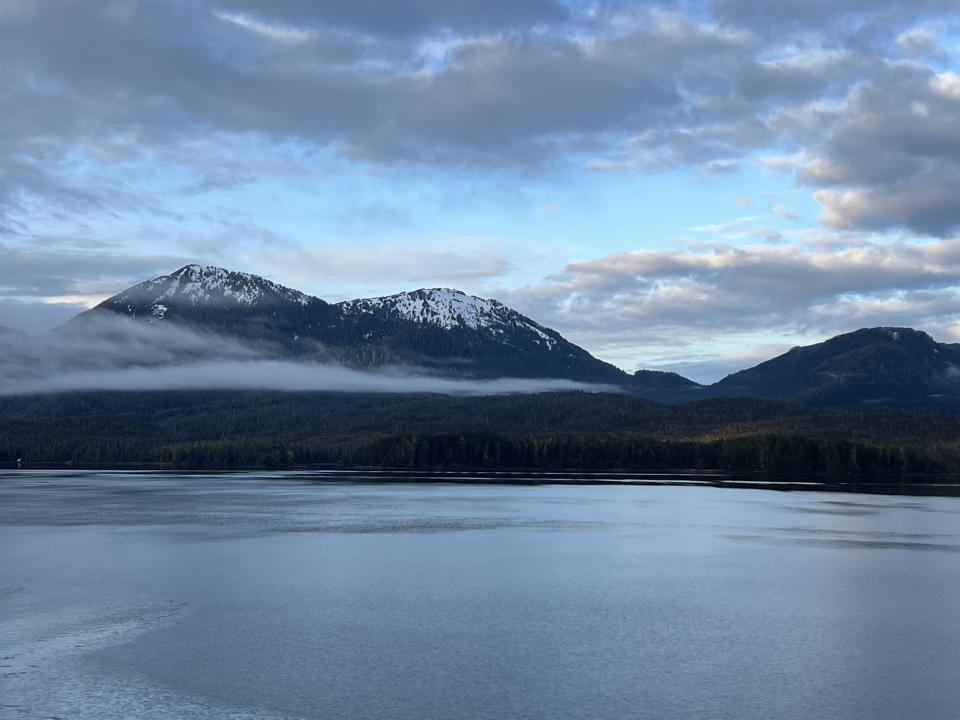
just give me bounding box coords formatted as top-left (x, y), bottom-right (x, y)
top-left (29, 268), bottom-right (960, 409)
top-left (101, 264), bottom-right (316, 313)
top-left (336, 288), bottom-right (630, 383)
top-left (69, 264), bottom-right (338, 349)
top-left (708, 327), bottom-right (960, 408)
top-left (631, 369), bottom-right (703, 396)
top-left (66, 265), bottom-right (645, 385)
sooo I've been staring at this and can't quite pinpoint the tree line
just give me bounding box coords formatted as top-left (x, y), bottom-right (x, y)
top-left (2, 390), bottom-right (958, 476)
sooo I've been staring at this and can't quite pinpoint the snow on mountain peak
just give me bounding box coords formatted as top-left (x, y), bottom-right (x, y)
top-left (339, 287), bottom-right (559, 348)
top-left (101, 267), bottom-right (561, 352)
top-left (114, 265), bottom-right (311, 313)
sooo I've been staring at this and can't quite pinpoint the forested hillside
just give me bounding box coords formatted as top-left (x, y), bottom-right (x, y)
top-left (3, 391), bottom-right (958, 476)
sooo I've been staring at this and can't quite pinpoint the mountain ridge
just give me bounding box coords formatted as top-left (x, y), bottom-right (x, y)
top-left (66, 265), bottom-right (640, 386)
top-left (48, 265), bottom-right (960, 410)
top-left (702, 327), bottom-right (960, 408)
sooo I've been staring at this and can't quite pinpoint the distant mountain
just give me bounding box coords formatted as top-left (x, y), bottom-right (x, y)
top-left (334, 287), bottom-right (632, 382)
top-left (99, 264), bottom-right (317, 313)
top-left (631, 369), bottom-right (703, 396)
top-left (51, 267), bottom-right (960, 409)
top-left (68, 264), bottom-right (339, 353)
top-left (66, 265), bottom-right (641, 385)
top-left (707, 327), bottom-right (960, 408)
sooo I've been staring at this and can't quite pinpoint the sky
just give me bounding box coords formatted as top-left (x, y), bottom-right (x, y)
top-left (1, 0), bottom-right (959, 382)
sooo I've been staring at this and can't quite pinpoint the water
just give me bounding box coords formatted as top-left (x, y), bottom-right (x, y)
top-left (2, 471), bottom-right (960, 720)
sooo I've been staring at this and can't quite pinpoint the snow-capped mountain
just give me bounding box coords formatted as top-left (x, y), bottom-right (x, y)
top-left (41, 266), bottom-right (960, 407)
top-left (339, 288), bottom-right (560, 349)
top-left (66, 265), bottom-right (637, 385)
top-left (96, 264), bottom-right (319, 320)
top-left (335, 286), bottom-right (631, 382)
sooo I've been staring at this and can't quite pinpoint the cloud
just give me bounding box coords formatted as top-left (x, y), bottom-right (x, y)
top-left (712, 0), bottom-right (957, 35)
top-left (0, 248), bottom-right (190, 299)
top-left (214, 0), bottom-right (569, 38)
top-left (503, 236), bottom-right (960, 361)
top-left (0, 248), bottom-right (193, 331)
top-left (0, 299), bottom-right (88, 334)
top-left (896, 27), bottom-right (949, 62)
top-left (0, 2), bottom-right (743, 189)
top-left (3, 0), bottom-right (960, 374)
top-left (793, 66), bottom-right (960, 236)
top-left (1, 0), bottom-right (957, 240)
top-left (581, 36), bottom-right (960, 238)
top-left (5, 360), bottom-right (612, 396)
top-left (0, 313), bottom-right (613, 396)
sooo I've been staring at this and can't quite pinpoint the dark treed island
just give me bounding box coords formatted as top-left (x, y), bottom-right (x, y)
top-left (3, 391), bottom-right (960, 478)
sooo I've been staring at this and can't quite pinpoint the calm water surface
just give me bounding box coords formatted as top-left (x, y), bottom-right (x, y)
top-left (2, 470), bottom-right (960, 719)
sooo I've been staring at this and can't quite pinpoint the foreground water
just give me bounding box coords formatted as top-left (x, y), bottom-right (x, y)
top-left (2, 471), bottom-right (960, 720)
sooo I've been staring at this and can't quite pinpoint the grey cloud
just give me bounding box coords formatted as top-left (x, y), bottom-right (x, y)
top-left (593, 118), bottom-right (774, 171)
top-left (339, 17), bottom-right (748, 164)
top-left (0, 248), bottom-right (192, 331)
top-left (807, 288), bottom-right (960, 328)
top-left (0, 314), bottom-right (265, 394)
top-left (504, 238), bottom-right (960, 357)
top-left (0, 314), bottom-right (612, 396)
top-left (0, 300), bottom-right (87, 334)
top-left (733, 50), bottom-right (881, 103)
top-left (1, 0), bottom-right (958, 239)
top-left (215, 0), bottom-right (570, 37)
top-left (815, 172), bottom-right (960, 236)
top-left (583, 22), bottom-right (960, 238)
top-left (712, 0), bottom-right (957, 35)
top-left (0, 1), bottom-right (747, 181)
top-left (797, 65), bottom-right (960, 235)
top-left (0, 156), bottom-right (106, 229)
top-left (0, 248), bottom-right (191, 301)
top-left (589, 47), bottom-right (883, 172)
top-left (6, 361), bottom-right (613, 396)
top-left (897, 27), bottom-right (949, 62)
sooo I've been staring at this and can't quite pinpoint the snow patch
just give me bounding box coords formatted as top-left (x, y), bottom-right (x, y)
top-left (117, 265), bottom-right (311, 309)
top-left (340, 288), bottom-right (558, 349)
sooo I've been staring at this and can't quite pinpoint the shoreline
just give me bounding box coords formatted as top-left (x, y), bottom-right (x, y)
top-left (3, 465), bottom-right (960, 497)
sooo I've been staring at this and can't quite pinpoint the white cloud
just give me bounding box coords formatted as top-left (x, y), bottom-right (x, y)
top-left (215, 11), bottom-right (317, 44)
top-left (0, 314), bottom-right (613, 396)
top-left (498, 236), bottom-right (960, 378)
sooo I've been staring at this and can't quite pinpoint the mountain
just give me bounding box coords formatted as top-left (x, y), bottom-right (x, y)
top-left (67, 265), bottom-right (639, 385)
top-left (98, 264), bottom-right (317, 313)
top-left (707, 327), bottom-right (960, 408)
top-left (334, 287), bottom-right (631, 382)
top-left (68, 264), bottom-right (338, 351)
top-left (52, 266), bottom-right (960, 409)
top-left (630, 369), bottom-right (703, 396)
